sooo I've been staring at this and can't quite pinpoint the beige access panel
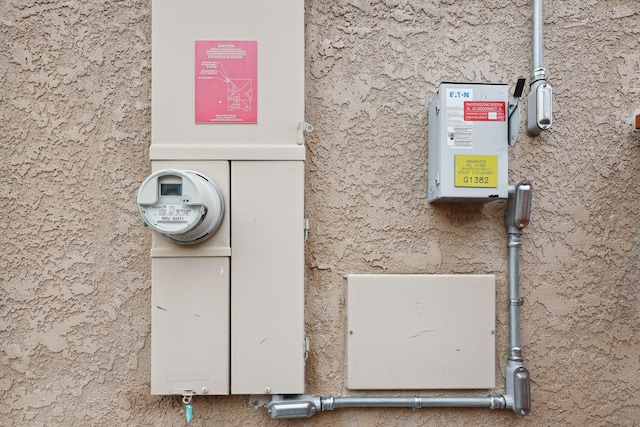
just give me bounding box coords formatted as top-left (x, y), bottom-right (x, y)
top-left (151, 0), bottom-right (305, 160)
top-left (231, 161), bottom-right (305, 394)
top-left (151, 257), bottom-right (230, 395)
top-left (348, 274), bottom-right (496, 390)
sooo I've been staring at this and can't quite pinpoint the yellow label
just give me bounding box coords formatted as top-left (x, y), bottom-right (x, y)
top-left (454, 155), bottom-right (498, 188)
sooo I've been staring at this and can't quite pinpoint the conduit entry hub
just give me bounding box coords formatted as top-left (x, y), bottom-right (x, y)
top-left (137, 169), bottom-right (225, 244)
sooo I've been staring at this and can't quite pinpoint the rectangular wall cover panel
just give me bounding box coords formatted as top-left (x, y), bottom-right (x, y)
top-left (230, 161), bottom-right (305, 394)
top-left (151, 0), bottom-right (304, 159)
top-left (348, 274), bottom-right (495, 390)
top-left (151, 257), bottom-right (230, 395)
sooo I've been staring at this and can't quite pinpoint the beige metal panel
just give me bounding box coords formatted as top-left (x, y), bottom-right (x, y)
top-left (149, 143), bottom-right (306, 162)
top-left (151, 257), bottom-right (230, 395)
top-left (231, 161), bottom-right (305, 394)
top-left (151, 0), bottom-right (304, 148)
top-left (347, 274), bottom-right (496, 390)
top-left (150, 161), bottom-right (230, 257)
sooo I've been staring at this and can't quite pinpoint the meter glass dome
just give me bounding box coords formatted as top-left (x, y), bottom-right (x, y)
top-left (137, 169), bottom-right (225, 244)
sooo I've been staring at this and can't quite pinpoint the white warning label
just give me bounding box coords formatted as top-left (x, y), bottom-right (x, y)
top-left (446, 88), bottom-right (473, 148)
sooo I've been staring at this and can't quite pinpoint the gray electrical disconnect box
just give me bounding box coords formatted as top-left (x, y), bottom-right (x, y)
top-left (427, 82), bottom-right (509, 203)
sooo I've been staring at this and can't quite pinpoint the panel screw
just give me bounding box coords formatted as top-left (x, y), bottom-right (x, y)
top-left (264, 387), bottom-right (271, 394)
top-left (201, 387), bottom-right (208, 394)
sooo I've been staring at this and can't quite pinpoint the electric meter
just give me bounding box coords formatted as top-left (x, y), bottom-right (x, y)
top-left (137, 169), bottom-right (225, 244)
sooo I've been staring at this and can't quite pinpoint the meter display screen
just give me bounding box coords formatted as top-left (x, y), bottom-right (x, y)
top-left (160, 183), bottom-right (182, 196)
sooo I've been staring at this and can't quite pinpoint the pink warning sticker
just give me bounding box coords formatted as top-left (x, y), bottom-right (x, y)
top-left (195, 40), bottom-right (257, 124)
top-left (463, 101), bottom-right (506, 122)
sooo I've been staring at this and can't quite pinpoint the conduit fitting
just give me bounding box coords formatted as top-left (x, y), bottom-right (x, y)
top-left (530, 67), bottom-right (546, 85)
top-left (527, 79), bottom-right (553, 136)
top-left (505, 361), bottom-right (532, 416)
top-left (266, 395), bottom-right (320, 420)
top-left (509, 346), bottom-right (524, 362)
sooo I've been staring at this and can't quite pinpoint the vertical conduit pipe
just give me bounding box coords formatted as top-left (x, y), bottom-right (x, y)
top-left (504, 182), bottom-right (533, 416)
top-left (508, 233), bottom-right (524, 362)
top-left (532, 0), bottom-right (544, 75)
top-left (527, 0), bottom-right (553, 135)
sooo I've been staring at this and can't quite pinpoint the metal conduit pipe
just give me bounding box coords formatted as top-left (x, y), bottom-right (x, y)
top-left (321, 395), bottom-right (506, 411)
top-left (508, 233), bottom-right (524, 362)
top-left (504, 181), bottom-right (533, 416)
top-left (266, 395), bottom-right (506, 420)
top-left (532, 0), bottom-right (545, 76)
top-left (527, 0), bottom-right (553, 135)
top-left (266, 183), bottom-right (536, 420)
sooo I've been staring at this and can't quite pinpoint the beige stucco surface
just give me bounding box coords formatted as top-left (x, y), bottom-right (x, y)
top-left (1, 0), bottom-right (639, 425)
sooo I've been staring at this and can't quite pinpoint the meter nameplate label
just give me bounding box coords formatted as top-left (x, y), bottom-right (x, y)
top-left (454, 155), bottom-right (498, 188)
top-left (147, 204), bottom-right (199, 232)
top-left (464, 102), bottom-right (506, 121)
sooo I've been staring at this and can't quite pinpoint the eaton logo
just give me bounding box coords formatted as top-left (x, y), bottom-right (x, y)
top-left (449, 91), bottom-right (471, 98)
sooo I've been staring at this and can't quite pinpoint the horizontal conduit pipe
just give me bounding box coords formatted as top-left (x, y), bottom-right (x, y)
top-left (321, 395), bottom-right (506, 411)
top-left (265, 394), bottom-right (509, 419)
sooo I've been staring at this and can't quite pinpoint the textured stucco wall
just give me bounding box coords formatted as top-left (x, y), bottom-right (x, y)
top-left (2, 0), bottom-right (639, 426)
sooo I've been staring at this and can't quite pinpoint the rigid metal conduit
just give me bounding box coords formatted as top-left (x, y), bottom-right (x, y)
top-left (267, 0), bottom-right (547, 419)
top-left (322, 395), bottom-right (506, 411)
top-left (266, 181), bottom-right (534, 420)
top-left (504, 181), bottom-right (533, 416)
top-left (527, 0), bottom-right (553, 135)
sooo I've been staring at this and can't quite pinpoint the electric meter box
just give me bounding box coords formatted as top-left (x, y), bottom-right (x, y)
top-left (427, 82), bottom-right (509, 203)
top-left (144, 0), bottom-right (306, 397)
